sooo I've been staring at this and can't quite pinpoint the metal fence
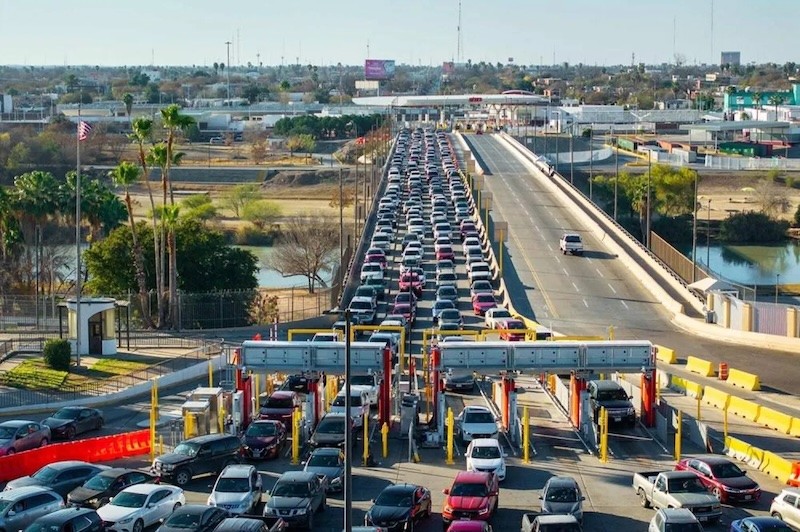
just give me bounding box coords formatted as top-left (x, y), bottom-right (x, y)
top-left (705, 155), bottom-right (800, 171)
top-left (649, 233), bottom-right (708, 285)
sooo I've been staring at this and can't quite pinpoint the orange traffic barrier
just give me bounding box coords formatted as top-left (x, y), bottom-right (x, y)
top-left (718, 363), bottom-right (729, 380)
top-left (789, 462), bottom-right (800, 487)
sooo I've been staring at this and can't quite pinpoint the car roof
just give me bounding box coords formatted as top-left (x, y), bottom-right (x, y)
top-left (0, 419), bottom-right (34, 427)
top-left (122, 483), bottom-right (167, 494)
top-left (470, 438), bottom-right (501, 447)
top-left (381, 483), bottom-right (419, 495)
top-left (545, 476), bottom-right (579, 488)
top-left (186, 433), bottom-right (238, 444)
top-left (31, 506), bottom-right (99, 522)
top-left (219, 464), bottom-right (256, 477)
top-left (172, 504), bottom-right (217, 515)
top-left (658, 508), bottom-right (698, 522)
top-left (689, 455), bottom-right (732, 465)
top-left (0, 485), bottom-right (58, 499)
top-left (97, 468), bottom-right (139, 477)
top-left (277, 471), bottom-right (317, 482)
top-left (42, 460), bottom-right (98, 470)
top-left (310, 447), bottom-right (342, 456)
top-left (590, 380), bottom-right (624, 390)
top-left (535, 514), bottom-right (579, 524)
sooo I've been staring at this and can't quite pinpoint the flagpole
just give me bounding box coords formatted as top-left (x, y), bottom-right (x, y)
top-left (75, 103), bottom-right (82, 367)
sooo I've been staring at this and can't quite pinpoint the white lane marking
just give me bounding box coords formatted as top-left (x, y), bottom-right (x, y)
top-left (572, 282), bottom-right (579, 293)
top-left (563, 268), bottom-right (569, 276)
top-left (583, 299), bottom-right (589, 308)
top-left (596, 268), bottom-right (604, 278)
top-left (608, 283), bottom-right (617, 294)
top-left (621, 300), bottom-right (629, 310)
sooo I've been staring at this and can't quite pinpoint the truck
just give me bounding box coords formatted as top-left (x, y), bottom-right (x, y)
top-left (587, 380), bottom-right (636, 428)
top-left (632, 470), bottom-right (722, 525)
top-left (521, 513), bottom-right (582, 532)
top-left (559, 233), bottom-right (584, 255)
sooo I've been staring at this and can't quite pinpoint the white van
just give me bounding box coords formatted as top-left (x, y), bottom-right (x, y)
top-left (329, 389), bottom-right (370, 427)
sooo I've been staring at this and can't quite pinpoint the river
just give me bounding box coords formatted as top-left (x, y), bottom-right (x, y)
top-left (692, 242), bottom-right (800, 285)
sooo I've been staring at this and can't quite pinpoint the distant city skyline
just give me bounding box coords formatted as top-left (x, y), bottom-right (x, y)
top-left (1, 0), bottom-right (798, 68)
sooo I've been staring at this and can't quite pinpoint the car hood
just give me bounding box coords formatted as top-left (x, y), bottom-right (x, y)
top-left (461, 423), bottom-right (497, 435)
top-left (469, 457), bottom-right (504, 471)
top-left (595, 399), bottom-right (632, 410)
top-left (671, 493), bottom-right (719, 506)
top-left (156, 453), bottom-right (192, 466)
top-left (542, 500), bottom-right (582, 515)
top-left (212, 491), bottom-right (252, 506)
top-left (447, 495), bottom-right (489, 511)
top-left (97, 504), bottom-right (139, 523)
top-left (42, 418), bottom-right (71, 429)
top-left (368, 506), bottom-right (411, 523)
top-left (267, 497), bottom-right (312, 510)
top-left (305, 465), bottom-right (343, 479)
top-left (720, 476), bottom-right (760, 490)
top-left (68, 486), bottom-right (105, 503)
top-left (310, 432), bottom-right (346, 446)
top-left (5, 476), bottom-right (40, 489)
top-left (245, 434), bottom-right (280, 448)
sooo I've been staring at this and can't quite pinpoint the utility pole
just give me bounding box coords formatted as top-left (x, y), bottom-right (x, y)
top-left (225, 41), bottom-right (232, 104)
top-left (339, 169), bottom-right (344, 273)
top-left (646, 151), bottom-right (652, 248)
top-left (614, 127), bottom-right (619, 221)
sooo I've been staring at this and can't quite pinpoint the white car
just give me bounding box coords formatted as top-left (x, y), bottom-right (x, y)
top-left (456, 406), bottom-right (499, 443)
top-left (98, 484), bottom-right (185, 532)
top-left (466, 438), bottom-right (507, 481)
top-left (330, 389), bottom-right (370, 427)
top-left (648, 508), bottom-right (702, 532)
top-left (485, 307), bottom-right (514, 329)
top-left (360, 263), bottom-right (384, 283)
top-left (349, 373), bottom-right (380, 406)
top-left (208, 464), bottom-right (262, 515)
top-left (467, 262), bottom-right (492, 283)
top-left (770, 488), bottom-right (800, 529)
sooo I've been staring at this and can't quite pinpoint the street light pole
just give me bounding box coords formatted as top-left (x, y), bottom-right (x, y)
top-left (225, 41), bottom-right (232, 104)
top-left (706, 199), bottom-right (712, 269)
top-left (776, 274), bottom-right (780, 304)
top-left (646, 150), bottom-right (652, 249)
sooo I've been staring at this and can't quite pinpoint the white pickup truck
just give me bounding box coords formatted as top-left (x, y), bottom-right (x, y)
top-left (633, 470), bottom-right (721, 525)
top-left (559, 233), bottom-right (584, 255)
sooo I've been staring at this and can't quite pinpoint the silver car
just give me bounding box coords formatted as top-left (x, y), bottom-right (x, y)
top-left (0, 486), bottom-right (64, 532)
top-left (539, 476), bottom-right (585, 523)
top-left (208, 464), bottom-right (262, 515)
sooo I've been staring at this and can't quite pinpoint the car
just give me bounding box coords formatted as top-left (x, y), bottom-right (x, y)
top-left (367, 333), bottom-right (400, 363)
top-left (484, 308), bottom-right (514, 329)
top-left (394, 290), bottom-right (417, 310)
top-left (151, 434), bottom-right (243, 487)
top-left (441, 471), bottom-right (499, 528)
top-left (381, 316), bottom-right (409, 333)
top-left (24, 506), bottom-right (104, 532)
top-left (311, 332), bottom-right (339, 343)
top-left (6, 461), bottom-right (109, 498)
top-left (263, 471), bottom-right (326, 530)
top-left (559, 233), bottom-right (584, 255)
top-left (41, 407), bottom-right (104, 441)
top-left (308, 413), bottom-right (350, 450)
top-left (497, 319), bottom-right (526, 341)
top-left (436, 323), bottom-right (462, 342)
top-left (438, 308), bottom-right (463, 329)
top-left (97, 484), bottom-right (185, 532)
top-left (214, 516), bottom-right (286, 532)
top-left (0, 486), bottom-right (64, 532)
top-left (586, 380), bottom-right (636, 427)
top-left (208, 464), bottom-right (263, 515)
top-left (446, 521), bottom-right (492, 532)
top-left (442, 371), bottom-right (475, 392)
top-left (539, 476), bottom-right (585, 523)
top-left (436, 272), bottom-right (458, 289)
top-left (241, 420), bottom-right (287, 460)
top-left (349, 296), bottom-right (377, 325)
top-left (467, 263), bottom-right (492, 283)
top-left (434, 236), bottom-right (453, 249)
top-left (730, 516), bottom-right (792, 532)
top-left (370, 233), bottom-right (393, 252)
top-left (280, 373), bottom-right (320, 394)
top-left (156, 504), bottom-right (230, 532)
top-left (470, 281), bottom-right (494, 299)
top-left (436, 245), bottom-right (455, 261)
top-left (410, 267), bottom-right (427, 288)
top-left (330, 388), bottom-right (370, 428)
top-left (0, 420), bottom-right (51, 455)
top-left (769, 488), bottom-right (800, 529)
top-left (436, 260), bottom-right (456, 277)
top-left (364, 484), bottom-right (432, 532)
top-left (398, 272), bottom-right (423, 296)
top-left (364, 251), bottom-right (387, 271)
top-left (360, 263), bottom-right (384, 283)
top-left (432, 299), bottom-right (456, 324)
top-left (391, 303), bottom-right (416, 325)
top-left (354, 285), bottom-right (379, 306)
top-left (466, 438), bottom-right (507, 481)
top-left (259, 391), bottom-right (301, 428)
top-left (456, 406), bottom-right (499, 443)
top-left (303, 448), bottom-right (345, 493)
top-left (363, 277), bottom-right (388, 300)
top-left (674, 456), bottom-right (761, 504)
top-left (436, 285), bottom-right (459, 304)
top-left (68, 468), bottom-right (156, 509)
top-left (471, 293), bottom-right (497, 316)
top-left (400, 252), bottom-right (423, 273)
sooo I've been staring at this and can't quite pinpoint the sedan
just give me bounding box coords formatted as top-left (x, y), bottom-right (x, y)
top-left (156, 505), bottom-right (230, 532)
top-left (730, 517), bottom-right (792, 532)
top-left (436, 245), bottom-right (455, 261)
top-left (540, 476), bottom-right (585, 523)
top-left (443, 373), bottom-right (476, 393)
top-left (303, 447), bottom-right (345, 493)
top-left (471, 293), bottom-right (497, 316)
top-left (675, 456), bottom-right (761, 504)
top-left (470, 280), bottom-right (494, 299)
top-left (68, 468), bottom-right (156, 508)
top-left (393, 291), bottom-right (418, 311)
top-left (432, 299), bottom-right (456, 324)
top-left (439, 309), bottom-right (463, 329)
top-left (466, 438), bottom-right (507, 481)
top-left (497, 319), bottom-right (526, 341)
top-left (0, 420), bottom-right (51, 455)
top-left (6, 460), bottom-right (109, 498)
top-left (98, 484), bottom-right (185, 532)
top-left (241, 420), bottom-right (287, 460)
top-left (391, 303), bottom-right (416, 325)
top-left (436, 285), bottom-right (459, 304)
top-left (42, 407), bottom-right (104, 440)
top-left (364, 484), bottom-right (431, 532)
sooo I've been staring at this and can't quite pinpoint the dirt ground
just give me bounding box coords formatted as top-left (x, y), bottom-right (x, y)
top-left (697, 173), bottom-right (800, 222)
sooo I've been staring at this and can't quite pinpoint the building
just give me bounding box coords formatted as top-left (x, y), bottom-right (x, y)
top-left (723, 84), bottom-right (800, 112)
top-left (720, 51), bottom-right (741, 67)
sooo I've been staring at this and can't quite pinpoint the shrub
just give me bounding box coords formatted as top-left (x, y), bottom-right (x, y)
top-left (43, 339), bottom-right (72, 371)
top-left (786, 176), bottom-right (795, 189)
top-left (719, 211), bottom-right (789, 243)
top-left (794, 204), bottom-right (800, 228)
top-left (234, 225), bottom-right (276, 246)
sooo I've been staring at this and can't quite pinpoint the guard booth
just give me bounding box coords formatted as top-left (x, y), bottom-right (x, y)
top-left (182, 400), bottom-right (211, 439)
top-left (60, 297), bottom-right (120, 356)
top-left (185, 387), bottom-right (224, 435)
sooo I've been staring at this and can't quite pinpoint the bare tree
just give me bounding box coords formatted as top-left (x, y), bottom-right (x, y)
top-left (265, 215), bottom-right (338, 293)
top-left (755, 179), bottom-right (791, 216)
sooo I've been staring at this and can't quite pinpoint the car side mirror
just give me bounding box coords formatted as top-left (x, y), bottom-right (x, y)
top-left (580, 496), bottom-right (586, 501)
top-left (442, 488), bottom-right (450, 495)
top-left (7, 510), bottom-right (15, 516)
top-left (538, 495), bottom-right (543, 500)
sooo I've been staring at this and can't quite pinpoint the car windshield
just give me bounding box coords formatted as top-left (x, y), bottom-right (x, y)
top-left (0, 500), bottom-right (12, 513)
top-left (464, 411), bottom-right (494, 424)
top-left (545, 487), bottom-right (579, 502)
top-left (471, 445), bottom-right (501, 459)
top-left (215, 478), bottom-right (250, 493)
top-left (316, 419), bottom-right (345, 434)
top-left (506, 321), bottom-right (524, 330)
top-left (350, 301), bottom-right (373, 311)
top-left (450, 482), bottom-right (487, 497)
top-left (375, 490), bottom-right (413, 507)
top-left (441, 310), bottom-right (460, 319)
top-left (476, 294), bottom-right (494, 302)
top-left (709, 462), bottom-right (744, 478)
top-left (173, 442), bottom-right (199, 457)
top-left (112, 492), bottom-right (147, 508)
top-left (664, 525), bottom-right (705, 532)
top-left (84, 474), bottom-right (115, 490)
top-left (667, 477), bottom-right (708, 493)
top-left (491, 310), bottom-right (511, 319)
top-left (596, 389), bottom-right (628, 401)
top-left (565, 235), bottom-right (581, 243)
top-left (272, 481), bottom-right (310, 498)
top-left (164, 512), bottom-right (205, 528)
top-left (350, 375), bottom-right (373, 386)
top-left (333, 395), bottom-right (362, 407)
top-left (53, 409), bottom-right (80, 420)
top-left (246, 423), bottom-right (277, 437)
top-left (32, 465), bottom-right (60, 482)
top-left (0, 427), bottom-right (17, 439)
top-left (264, 397), bottom-right (293, 409)
top-left (308, 454), bottom-right (340, 467)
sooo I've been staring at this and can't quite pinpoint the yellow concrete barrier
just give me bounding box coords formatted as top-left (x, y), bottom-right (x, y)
top-left (759, 407), bottom-right (794, 435)
top-left (686, 355), bottom-right (715, 377)
top-left (760, 451), bottom-right (793, 484)
top-left (685, 380), bottom-right (704, 399)
top-left (790, 418), bottom-right (800, 438)
top-left (669, 375), bottom-right (688, 392)
top-left (703, 386), bottom-right (731, 410)
top-left (655, 345), bottom-right (677, 364)
top-left (727, 395), bottom-right (762, 422)
top-left (726, 368), bottom-right (761, 391)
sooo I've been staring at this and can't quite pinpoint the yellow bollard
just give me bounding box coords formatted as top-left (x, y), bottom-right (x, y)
top-left (522, 406), bottom-right (530, 464)
top-left (696, 395), bottom-right (701, 422)
top-left (382, 423), bottom-right (389, 458)
top-left (158, 435), bottom-right (164, 455)
top-left (363, 412), bottom-right (370, 466)
top-left (599, 407), bottom-right (609, 463)
top-left (608, 325), bottom-right (615, 340)
top-left (446, 408), bottom-right (455, 465)
top-left (723, 405), bottom-right (729, 440)
top-left (291, 409), bottom-right (301, 465)
top-left (674, 410), bottom-right (682, 461)
top-left (208, 360), bottom-right (213, 387)
top-left (185, 413), bottom-right (195, 440)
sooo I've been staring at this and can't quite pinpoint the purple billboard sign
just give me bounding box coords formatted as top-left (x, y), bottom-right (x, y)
top-left (364, 59), bottom-right (396, 80)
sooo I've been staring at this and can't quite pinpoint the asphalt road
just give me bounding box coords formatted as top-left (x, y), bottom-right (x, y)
top-left (463, 134), bottom-right (800, 396)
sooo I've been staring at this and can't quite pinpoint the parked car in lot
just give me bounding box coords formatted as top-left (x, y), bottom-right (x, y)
top-left (364, 483), bottom-right (432, 531)
top-left (0, 486), bottom-right (64, 532)
top-left (42, 407), bottom-right (104, 440)
top-left (441, 471), bottom-right (498, 528)
top-left (465, 438), bottom-right (507, 481)
top-left (68, 468), bottom-right (156, 508)
top-left (303, 448), bottom-right (345, 493)
top-left (6, 461), bottom-right (109, 498)
top-left (0, 420), bottom-right (51, 455)
top-left (241, 420), bottom-right (287, 460)
top-left (674, 456), bottom-right (760, 504)
top-left (97, 484), bottom-right (185, 532)
top-left (151, 434), bottom-right (243, 487)
top-left (208, 464), bottom-right (262, 515)
top-left (521, 513), bottom-right (581, 532)
top-left (539, 476), bottom-right (585, 523)
top-left (633, 470), bottom-right (721, 524)
top-left (262, 471), bottom-right (326, 530)
top-left (729, 516), bottom-right (789, 532)
top-left (156, 504), bottom-right (230, 532)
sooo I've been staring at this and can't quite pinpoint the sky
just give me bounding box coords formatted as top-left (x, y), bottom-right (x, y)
top-left (1, 0), bottom-right (798, 68)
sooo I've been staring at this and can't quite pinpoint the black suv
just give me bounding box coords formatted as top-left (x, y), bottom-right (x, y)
top-left (587, 380), bottom-right (636, 427)
top-left (25, 506), bottom-right (103, 532)
top-left (151, 434), bottom-right (242, 486)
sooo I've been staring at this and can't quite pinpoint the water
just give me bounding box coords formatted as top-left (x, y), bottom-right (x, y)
top-left (692, 243), bottom-right (800, 285)
top-left (237, 246), bottom-right (334, 288)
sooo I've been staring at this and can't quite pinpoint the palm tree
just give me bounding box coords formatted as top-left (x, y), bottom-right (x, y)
top-left (122, 93), bottom-right (134, 125)
top-left (753, 92), bottom-right (762, 110)
top-left (769, 94), bottom-right (785, 121)
top-left (162, 204), bottom-right (181, 329)
top-left (159, 104), bottom-right (195, 204)
top-left (110, 161), bottom-right (153, 328)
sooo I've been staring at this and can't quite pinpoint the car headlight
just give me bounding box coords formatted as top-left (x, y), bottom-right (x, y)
top-left (478, 506), bottom-right (491, 515)
top-left (627, 407), bottom-right (636, 415)
top-left (295, 508), bottom-right (308, 515)
top-left (118, 517), bottom-right (134, 524)
top-left (330, 477), bottom-right (342, 486)
top-left (444, 505), bottom-right (453, 514)
top-left (712, 505), bottom-right (721, 511)
top-left (264, 507), bottom-right (277, 515)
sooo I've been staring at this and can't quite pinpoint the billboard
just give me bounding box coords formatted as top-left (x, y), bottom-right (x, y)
top-left (365, 59), bottom-right (395, 80)
top-left (442, 61), bottom-right (455, 75)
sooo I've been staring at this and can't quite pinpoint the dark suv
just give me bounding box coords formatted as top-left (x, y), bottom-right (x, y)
top-left (587, 380), bottom-right (636, 427)
top-left (151, 434), bottom-right (242, 486)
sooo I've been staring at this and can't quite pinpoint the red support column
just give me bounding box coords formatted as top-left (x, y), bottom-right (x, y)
top-left (431, 346), bottom-right (441, 424)
top-left (241, 376), bottom-right (252, 426)
top-left (641, 370), bottom-right (657, 427)
top-left (502, 377), bottom-right (514, 430)
top-left (380, 346), bottom-right (392, 426)
top-left (569, 373), bottom-right (585, 428)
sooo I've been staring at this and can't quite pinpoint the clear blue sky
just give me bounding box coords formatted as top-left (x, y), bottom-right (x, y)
top-left (1, 0), bottom-right (797, 67)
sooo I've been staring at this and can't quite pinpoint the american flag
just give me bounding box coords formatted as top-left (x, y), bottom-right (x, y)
top-left (78, 121), bottom-right (92, 141)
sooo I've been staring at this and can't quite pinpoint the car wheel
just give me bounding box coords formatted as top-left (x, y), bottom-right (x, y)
top-left (65, 427), bottom-right (76, 440)
top-left (173, 502), bottom-right (182, 511)
top-left (711, 487), bottom-right (722, 501)
top-left (132, 520), bottom-right (144, 532)
top-left (174, 469), bottom-right (191, 486)
top-left (638, 489), bottom-right (650, 508)
top-left (772, 512), bottom-right (783, 521)
top-left (39, 438), bottom-right (48, 447)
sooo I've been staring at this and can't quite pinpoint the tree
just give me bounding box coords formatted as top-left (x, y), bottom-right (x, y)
top-left (720, 212), bottom-right (788, 243)
top-left (221, 184), bottom-right (260, 218)
top-left (754, 179), bottom-right (791, 216)
top-left (242, 200), bottom-right (282, 229)
top-left (180, 194), bottom-right (217, 221)
top-left (286, 134), bottom-right (315, 157)
top-left (122, 93), bottom-right (134, 124)
top-left (250, 135), bottom-right (268, 164)
top-left (265, 215), bottom-right (338, 293)
top-left (651, 164), bottom-right (697, 217)
top-left (163, 204), bottom-right (180, 327)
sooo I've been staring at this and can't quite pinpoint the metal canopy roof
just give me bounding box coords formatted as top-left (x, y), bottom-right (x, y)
top-left (679, 120), bottom-right (790, 132)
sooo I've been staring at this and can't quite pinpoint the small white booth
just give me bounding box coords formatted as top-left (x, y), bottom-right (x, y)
top-left (62, 297), bottom-right (118, 356)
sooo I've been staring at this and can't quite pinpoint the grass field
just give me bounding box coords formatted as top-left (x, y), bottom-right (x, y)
top-left (0, 357), bottom-right (152, 390)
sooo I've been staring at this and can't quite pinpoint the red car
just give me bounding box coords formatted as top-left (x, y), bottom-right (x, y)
top-left (447, 521), bottom-right (492, 532)
top-left (442, 471), bottom-right (499, 527)
top-left (436, 245), bottom-right (455, 261)
top-left (394, 291), bottom-right (418, 311)
top-left (365, 250), bottom-right (387, 269)
top-left (399, 272), bottom-right (423, 296)
top-left (497, 319), bottom-right (526, 341)
top-left (460, 221), bottom-right (477, 240)
top-left (392, 303), bottom-right (416, 325)
top-left (675, 456), bottom-right (761, 504)
top-left (471, 293), bottom-right (497, 316)
top-left (259, 391), bottom-right (301, 427)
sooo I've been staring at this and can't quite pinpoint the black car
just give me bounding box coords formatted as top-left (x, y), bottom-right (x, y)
top-left (42, 407), bottom-right (104, 440)
top-left (364, 484), bottom-right (432, 532)
top-left (263, 471), bottom-right (326, 530)
top-left (443, 373), bottom-right (476, 393)
top-left (157, 504), bottom-right (230, 532)
top-left (151, 434), bottom-right (242, 486)
top-left (5, 461), bottom-right (109, 498)
top-left (241, 420), bottom-right (287, 460)
top-left (586, 380), bottom-right (636, 427)
top-left (23, 506), bottom-right (104, 532)
top-left (308, 414), bottom-right (350, 450)
top-left (280, 373), bottom-right (320, 394)
top-left (68, 467), bottom-right (156, 508)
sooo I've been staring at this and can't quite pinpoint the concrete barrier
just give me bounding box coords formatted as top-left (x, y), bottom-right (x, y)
top-left (669, 374), bottom-right (689, 392)
top-left (759, 407), bottom-right (794, 435)
top-left (726, 368), bottom-right (761, 391)
top-left (686, 355), bottom-right (715, 377)
top-left (655, 345), bottom-right (677, 364)
top-left (760, 450), bottom-right (793, 484)
top-left (727, 395), bottom-right (762, 422)
top-left (790, 418), bottom-right (800, 438)
top-left (703, 386), bottom-right (731, 410)
top-left (685, 380), bottom-right (704, 399)
top-left (725, 436), bottom-right (764, 469)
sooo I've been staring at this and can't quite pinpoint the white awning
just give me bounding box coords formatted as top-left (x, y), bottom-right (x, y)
top-left (688, 277), bottom-right (736, 293)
